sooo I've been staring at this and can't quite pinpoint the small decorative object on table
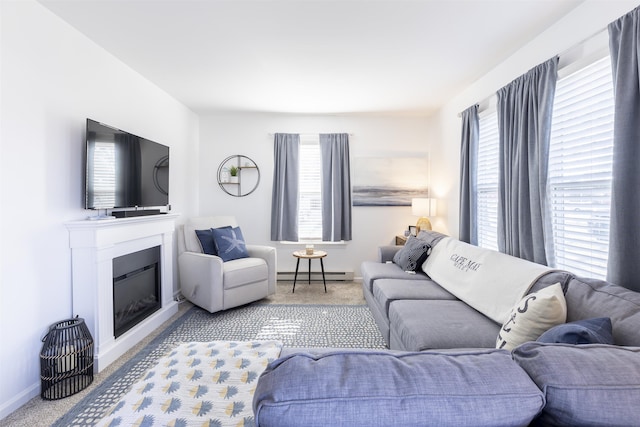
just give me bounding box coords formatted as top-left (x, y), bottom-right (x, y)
top-left (408, 225), bottom-right (417, 236)
top-left (306, 244), bottom-right (314, 255)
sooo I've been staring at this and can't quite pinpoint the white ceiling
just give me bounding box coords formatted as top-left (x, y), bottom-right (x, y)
top-left (39, 0), bottom-right (583, 116)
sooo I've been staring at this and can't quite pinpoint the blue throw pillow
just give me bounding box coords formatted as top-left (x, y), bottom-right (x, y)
top-left (537, 317), bottom-right (614, 345)
top-left (195, 229), bottom-right (217, 255)
top-left (212, 226), bottom-right (249, 262)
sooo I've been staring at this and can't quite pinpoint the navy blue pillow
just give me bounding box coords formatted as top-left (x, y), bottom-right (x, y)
top-left (195, 229), bottom-right (217, 255)
top-left (211, 226), bottom-right (249, 262)
top-left (537, 317), bottom-right (614, 345)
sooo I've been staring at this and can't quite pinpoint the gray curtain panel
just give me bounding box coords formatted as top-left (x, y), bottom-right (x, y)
top-left (270, 133), bottom-right (300, 241)
top-left (459, 105), bottom-right (479, 245)
top-left (496, 57), bottom-right (558, 265)
top-left (319, 133), bottom-right (352, 241)
top-left (607, 7), bottom-right (640, 292)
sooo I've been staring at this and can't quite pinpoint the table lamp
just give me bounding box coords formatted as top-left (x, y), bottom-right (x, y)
top-left (412, 198), bottom-right (436, 233)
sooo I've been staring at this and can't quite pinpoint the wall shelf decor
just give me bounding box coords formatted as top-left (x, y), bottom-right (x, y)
top-left (217, 155), bottom-right (260, 197)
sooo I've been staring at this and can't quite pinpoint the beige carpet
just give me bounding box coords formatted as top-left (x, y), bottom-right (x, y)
top-left (1, 281), bottom-right (364, 427)
top-left (265, 279), bottom-right (365, 305)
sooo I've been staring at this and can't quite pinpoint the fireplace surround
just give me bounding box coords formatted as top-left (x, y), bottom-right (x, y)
top-left (66, 214), bottom-right (179, 372)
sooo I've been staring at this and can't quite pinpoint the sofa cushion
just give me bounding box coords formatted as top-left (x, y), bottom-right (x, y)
top-left (373, 278), bottom-right (457, 317)
top-left (389, 300), bottom-right (500, 350)
top-left (212, 226), bottom-right (249, 262)
top-left (564, 276), bottom-right (640, 346)
top-left (392, 236), bottom-right (431, 271)
top-left (528, 270), bottom-right (572, 294)
top-left (223, 257), bottom-right (268, 290)
top-left (512, 342), bottom-right (640, 426)
top-left (254, 349), bottom-right (544, 427)
top-left (360, 261), bottom-right (428, 294)
top-left (496, 283), bottom-right (567, 351)
top-left (537, 317), bottom-right (614, 345)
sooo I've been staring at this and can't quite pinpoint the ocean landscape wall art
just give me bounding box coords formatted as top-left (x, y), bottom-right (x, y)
top-left (352, 154), bottom-right (429, 206)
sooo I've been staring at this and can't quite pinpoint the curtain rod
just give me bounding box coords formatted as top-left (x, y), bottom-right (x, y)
top-left (456, 27), bottom-right (608, 118)
top-left (268, 133), bottom-right (353, 137)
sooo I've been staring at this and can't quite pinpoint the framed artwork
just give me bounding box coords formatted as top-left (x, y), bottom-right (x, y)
top-left (408, 225), bottom-right (417, 236)
top-left (352, 152), bottom-right (430, 206)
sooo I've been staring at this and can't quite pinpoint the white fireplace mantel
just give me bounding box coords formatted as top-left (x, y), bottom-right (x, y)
top-left (66, 213), bottom-right (179, 372)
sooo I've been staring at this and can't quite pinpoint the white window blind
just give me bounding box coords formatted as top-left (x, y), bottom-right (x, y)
top-left (298, 135), bottom-right (322, 240)
top-left (548, 56), bottom-right (614, 279)
top-left (477, 110), bottom-right (499, 251)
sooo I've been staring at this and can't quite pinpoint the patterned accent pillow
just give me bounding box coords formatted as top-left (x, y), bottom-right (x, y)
top-left (537, 317), bottom-right (614, 345)
top-left (393, 236), bottom-right (432, 272)
top-left (212, 226), bottom-right (249, 262)
top-left (496, 282), bottom-right (567, 350)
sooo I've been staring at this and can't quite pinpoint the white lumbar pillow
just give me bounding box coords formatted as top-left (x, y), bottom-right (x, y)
top-left (496, 283), bottom-right (567, 351)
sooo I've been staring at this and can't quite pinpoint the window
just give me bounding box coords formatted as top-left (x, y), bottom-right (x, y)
top-left (548, 56), bottom-right (614, 279)
top-left (476, 110), bottom-right (499, 251)
top-left (298, 135), bottom-right (322, 240)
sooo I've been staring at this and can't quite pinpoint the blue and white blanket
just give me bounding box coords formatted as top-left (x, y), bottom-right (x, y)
top-left (96, 340), bottom-right (282, 427)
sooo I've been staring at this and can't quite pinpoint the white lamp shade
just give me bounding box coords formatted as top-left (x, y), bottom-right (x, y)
top-left (411, 198), bottom-right (436, 217)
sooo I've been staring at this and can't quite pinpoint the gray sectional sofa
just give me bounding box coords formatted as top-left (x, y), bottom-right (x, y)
top-left (253, 232), bottom-right (640, 426)
top-left (363, 231), bottom-right (640, 351)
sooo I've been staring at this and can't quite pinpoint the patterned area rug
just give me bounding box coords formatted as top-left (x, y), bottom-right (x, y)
top-left (53, 304), bottom-right (386, 426)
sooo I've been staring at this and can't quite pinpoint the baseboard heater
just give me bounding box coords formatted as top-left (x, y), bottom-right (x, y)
top-left (277, 270), bottom-right (354, 281)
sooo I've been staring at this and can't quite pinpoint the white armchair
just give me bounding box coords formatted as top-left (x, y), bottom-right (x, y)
top-left (177, 216), bottom-right (276, 313)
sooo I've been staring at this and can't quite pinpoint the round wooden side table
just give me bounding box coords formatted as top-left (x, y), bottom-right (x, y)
top-left (292, 250), bottom-right (327, 293)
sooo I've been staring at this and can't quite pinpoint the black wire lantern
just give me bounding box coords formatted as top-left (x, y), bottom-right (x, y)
top-left (40, 317), bottom-right (94, 400)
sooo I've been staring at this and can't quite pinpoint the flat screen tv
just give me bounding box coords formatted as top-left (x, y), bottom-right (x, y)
top-left (85, 119), bottom-right (169, 210)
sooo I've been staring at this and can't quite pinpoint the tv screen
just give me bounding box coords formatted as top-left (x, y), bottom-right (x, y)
top-left (85, 119), bottom-right (169, 210)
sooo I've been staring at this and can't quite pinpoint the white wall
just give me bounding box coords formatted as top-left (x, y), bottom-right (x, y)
top-left (0, 1), bottom-right (199, 418)
top-left (198, 112), bottom-right (433, 276)
top-left (431, 0), bottom-right (639, 237)
top-left (5, 0), bottom-right (635, 419)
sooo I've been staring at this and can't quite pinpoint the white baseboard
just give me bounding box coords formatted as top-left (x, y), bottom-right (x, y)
top-left (277, 270), bottom-right (354, 281)
top-left (0, 381), bottom-right (39, 421)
